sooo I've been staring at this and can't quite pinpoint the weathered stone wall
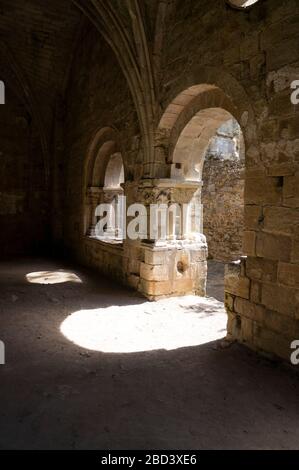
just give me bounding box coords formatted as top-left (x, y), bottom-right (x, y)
top-left (60, 0), bottom-right (299, 361)
top-left (2, 0), bottom-right (299, 360)
top-left (0, 83), bottom-right (48, 257)
top-left (62, 20), bottom-right (138, 281)
top-left (158, 0), bottom-right (299, 360)
top-left (202, 120), bottom-right (245, 261)
top-left (62, 19), bottom-right (208, 298)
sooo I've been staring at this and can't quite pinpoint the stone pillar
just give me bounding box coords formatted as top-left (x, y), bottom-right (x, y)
top-left (123, 179), bottom-right (208, 299)
top-left (115, 192), bottom-right (125, 240)
top-left (224, 257), bottom-right (252, 344)
top-left (101, 188), bottom-right (124, 240)
top-left (86, 187), bottom-right (103, 237)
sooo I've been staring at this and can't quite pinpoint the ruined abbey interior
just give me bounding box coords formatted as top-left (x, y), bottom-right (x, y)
top-left (1, 0), bottom-right (299, 451)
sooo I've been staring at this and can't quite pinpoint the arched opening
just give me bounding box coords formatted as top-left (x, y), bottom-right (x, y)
top-left (202, 118), bottom-right (245, 262)
top-left (202, 117), bottom-right (245, 301)
top-left (101, 152), bottom-right (125, 242)
top-left (83, 128), bottom-right (125, 244)
top-left (157, 81), bottom-right (249, 305)
top-left (169, 108), bottom-right (245, 302)
top-left (104, 152), bottom-right (124, 189)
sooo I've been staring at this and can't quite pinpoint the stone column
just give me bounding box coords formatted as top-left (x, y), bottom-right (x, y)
top-left (86, 187), bottom-right (103, 237)
top-left (115, 189), bottom-right (125, 240)
top-left (102, 188), bottom-right (124, 240)
top-left (123, 178), bottom-right (208, 299)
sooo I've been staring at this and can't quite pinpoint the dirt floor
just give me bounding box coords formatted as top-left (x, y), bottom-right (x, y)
top-left (0, 258), bottom-right (299, 450)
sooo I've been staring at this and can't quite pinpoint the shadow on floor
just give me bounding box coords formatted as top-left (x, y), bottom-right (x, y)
top-left (0, 258), bottom-right (298, 450)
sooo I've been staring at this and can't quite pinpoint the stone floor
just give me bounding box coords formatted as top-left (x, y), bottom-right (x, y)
top-left (0, 258), bottom-right (299, 449)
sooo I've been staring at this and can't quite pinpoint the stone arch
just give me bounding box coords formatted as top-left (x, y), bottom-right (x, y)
top-left (151, 68), bottom-right (252, 298)
top-left (157, 67), bottom-right (258, 175)
top-left (83, 126), bottom-right (126, 240)
top-left (85, 126), bottom-right (122, 189)
top-left (171, 107), bottom-right (236, 181)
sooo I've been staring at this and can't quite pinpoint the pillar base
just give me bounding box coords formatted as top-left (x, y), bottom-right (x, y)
top-left (138, 240), bottom-right (208, 300)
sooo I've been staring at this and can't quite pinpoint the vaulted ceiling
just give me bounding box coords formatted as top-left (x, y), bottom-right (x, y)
top-left (0, 0), bottom-right (175, 179)
top-left (0, 0), bottom-right (81, 111)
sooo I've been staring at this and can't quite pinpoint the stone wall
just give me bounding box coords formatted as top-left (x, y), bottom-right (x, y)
top-left (62, 19), bottom-right (138, 281)
top-left (60, 0), bottom-right (299, 361)
top-left (0, 83), bottom-right (48, 257)
top-left (2, 0), bottom-right (299, 362)
top-left (157, 0), bottom-right (299, 360)
top-left (202, 119), bottom-right (245, 261)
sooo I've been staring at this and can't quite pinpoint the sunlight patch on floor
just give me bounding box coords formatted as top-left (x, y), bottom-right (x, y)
top-left (26, 270), bottom-right (82, 284)
top-left (60, 295), bottom-right (227, 353)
